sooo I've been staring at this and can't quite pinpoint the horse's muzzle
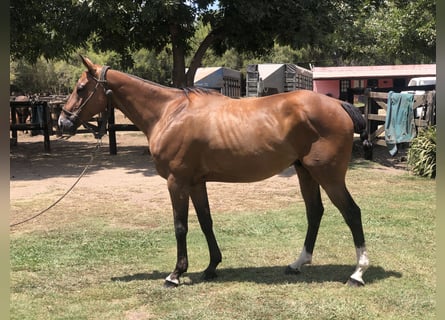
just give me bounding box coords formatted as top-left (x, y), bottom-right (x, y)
top-left (58, 115), bottom-right (77, 136)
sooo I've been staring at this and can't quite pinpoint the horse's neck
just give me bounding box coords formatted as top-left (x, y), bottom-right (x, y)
top-left (108, 71), bottom-right (181, 136)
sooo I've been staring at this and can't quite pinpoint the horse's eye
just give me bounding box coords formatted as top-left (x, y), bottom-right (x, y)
top-left (77, 84), bottom-right (85, 93)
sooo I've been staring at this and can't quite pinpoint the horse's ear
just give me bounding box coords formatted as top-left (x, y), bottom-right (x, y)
top-left (79, 55), bottom-right (97, 75)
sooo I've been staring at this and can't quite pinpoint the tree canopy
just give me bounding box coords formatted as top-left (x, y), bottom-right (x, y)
top-left (11, 0), bottom-right (436, 89)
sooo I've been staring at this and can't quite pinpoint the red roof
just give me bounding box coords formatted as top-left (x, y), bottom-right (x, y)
top-left (313, 64), bottom-right (436, 79)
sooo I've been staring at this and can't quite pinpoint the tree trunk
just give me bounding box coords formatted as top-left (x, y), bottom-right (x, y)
top-left (170, 25), bottom-right (221, 88)
top-left (185, 31), bottom-right (220, 87)
top-left (170, 24), bottom-right (187, 88)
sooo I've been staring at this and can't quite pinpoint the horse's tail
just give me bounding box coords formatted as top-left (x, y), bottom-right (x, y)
top-left (340, 101), bottom-right (373, 160)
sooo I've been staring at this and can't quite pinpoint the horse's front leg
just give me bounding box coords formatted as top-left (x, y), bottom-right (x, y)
top-left (164, 175), bottom-right (190, 288)
top-left (190, 182), bottom-right (222, 280)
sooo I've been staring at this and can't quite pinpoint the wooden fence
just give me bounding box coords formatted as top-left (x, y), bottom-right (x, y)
top-left (10, 97), bottom-right (139, 154)
top-left (10, 100), bottom-right (52, 152)
top-left (364, 88), bottom-right (436, 147)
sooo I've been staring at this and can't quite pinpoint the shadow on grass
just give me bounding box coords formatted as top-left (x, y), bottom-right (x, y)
top-left (111, 264), bottom-right (401, 286)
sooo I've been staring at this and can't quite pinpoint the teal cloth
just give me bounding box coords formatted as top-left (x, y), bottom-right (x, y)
top-left (385, 91), bottom-right (416, 156)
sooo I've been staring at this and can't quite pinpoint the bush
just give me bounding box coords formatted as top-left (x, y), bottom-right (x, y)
top-left (407, 126), bottom-right (436, 178)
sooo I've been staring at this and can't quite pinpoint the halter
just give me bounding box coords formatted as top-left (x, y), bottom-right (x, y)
top-left (62, 65), bottom-right (112, 139)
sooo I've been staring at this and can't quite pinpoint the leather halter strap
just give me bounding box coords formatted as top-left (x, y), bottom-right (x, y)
top-left (62, 66), bottom-right (112, 139)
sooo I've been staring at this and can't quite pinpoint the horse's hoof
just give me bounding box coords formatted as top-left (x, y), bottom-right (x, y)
top-left (346, 277), bottom-right (365, 287)
top-left (202, 270), bottom-right (218, 281)
top-left (285, 265), bottom-right (300, 275)
top-left (163, 280), bottom-right (179, 288)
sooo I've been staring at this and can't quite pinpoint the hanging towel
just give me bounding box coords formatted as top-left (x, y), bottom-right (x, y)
top-left (385, 91), bottom-right (416, 156)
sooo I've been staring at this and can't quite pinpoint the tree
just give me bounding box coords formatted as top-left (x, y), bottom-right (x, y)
top-left (327, 0), bottom-right (436, 65)
top-left (11, 0), bottom-right (350, 87)
top-left (10, 48), bottom-right (122, 94)
top-left (10, 58), bottom-right (80, 94)
top-left (11, 1), bottom-right (436, 88)
top-left (130, 48), bottom-right (174, 86)
top-left (10, 0), bottom-right (93, 62)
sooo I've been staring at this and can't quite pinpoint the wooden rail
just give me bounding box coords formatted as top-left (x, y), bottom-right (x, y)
top-left (10, 100), bottom-right (140, 154)
top-left (364, 89), bottom-right (436, 147)
top-left (10, 100), bottom-right (52, 152)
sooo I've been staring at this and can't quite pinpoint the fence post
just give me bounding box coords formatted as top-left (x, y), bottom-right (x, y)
top-left (108, 105), bottom-right (117, 155)
top-left (41, 101), bottom-right (51, 153)
top-left (10, 103), bottom-right (18, 146)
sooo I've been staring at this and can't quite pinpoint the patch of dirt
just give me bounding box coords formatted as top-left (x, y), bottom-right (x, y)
top-left (352, 138), bottom-right (409, 171)
top-left (10, 117), bottom-right (407, 231)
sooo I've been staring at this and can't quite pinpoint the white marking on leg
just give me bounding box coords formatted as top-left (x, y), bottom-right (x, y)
top-left (165, 274), bottom-right (179, 285)
top-left (349, 246), bottom-right (369, 285)
top-left (289, 246), bottom-right (312, 271)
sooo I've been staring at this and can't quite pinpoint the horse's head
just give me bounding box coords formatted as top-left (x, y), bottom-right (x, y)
top-left (58, 55), bottom-right (111, 136)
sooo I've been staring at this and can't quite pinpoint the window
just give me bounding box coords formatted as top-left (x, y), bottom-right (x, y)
top-left (367, 79), bottom-right (378, 88)
top-left (340, 80), bottom-right (350, 93)
top-left (352, 79), bottom-right (365, 88)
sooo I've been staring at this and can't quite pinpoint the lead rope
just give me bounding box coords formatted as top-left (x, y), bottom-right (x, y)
top-left (10, 139), bottom-right (103, 228)
top-left (11, 67), bottom-right (113, 228)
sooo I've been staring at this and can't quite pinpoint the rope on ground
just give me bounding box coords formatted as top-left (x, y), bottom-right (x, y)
top-left (10, 140), bottom-right (103, 228)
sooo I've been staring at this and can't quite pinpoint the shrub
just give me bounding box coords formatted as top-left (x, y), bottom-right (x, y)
top-left (407, 126), bottom-right (436, 178)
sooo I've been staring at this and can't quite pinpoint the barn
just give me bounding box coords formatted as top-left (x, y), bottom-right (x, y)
top-left (312, 64), bottom-right (436, 102)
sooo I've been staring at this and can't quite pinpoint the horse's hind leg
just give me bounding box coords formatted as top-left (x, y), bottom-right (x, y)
top-left (322, 181), bottom-right (369, 286)
top-left (286, 162), bottom-right (324, 274)
top-left (190, 182), bottom-right (222, 280)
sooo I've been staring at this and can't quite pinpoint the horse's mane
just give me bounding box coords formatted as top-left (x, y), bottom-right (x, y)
top-left (125, 73), bottom-right (221, 98)
top-left (182, 87), bottom-right (221, 97)
top-left (126, 73), bottom-right (173, 90)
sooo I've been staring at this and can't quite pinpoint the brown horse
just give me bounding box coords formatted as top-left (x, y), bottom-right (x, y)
top-left (59, 56), bottom-right (372, 287)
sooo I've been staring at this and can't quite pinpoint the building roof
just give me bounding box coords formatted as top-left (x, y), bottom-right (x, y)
top-left (194, 67), bottom-right (241, 84)
top-left (313, 64), bottom-right (436, 79)
top-left (256, 64), bottom-right (285, 80)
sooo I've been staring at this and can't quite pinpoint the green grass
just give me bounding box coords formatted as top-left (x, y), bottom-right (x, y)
top-left (10, 162), bottom-right (436, 319)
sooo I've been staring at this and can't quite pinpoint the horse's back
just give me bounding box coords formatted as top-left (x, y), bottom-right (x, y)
top-left (152, 89), bottom-right (354, 183)
top-left (234, 90), bottom-right (357, 174)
